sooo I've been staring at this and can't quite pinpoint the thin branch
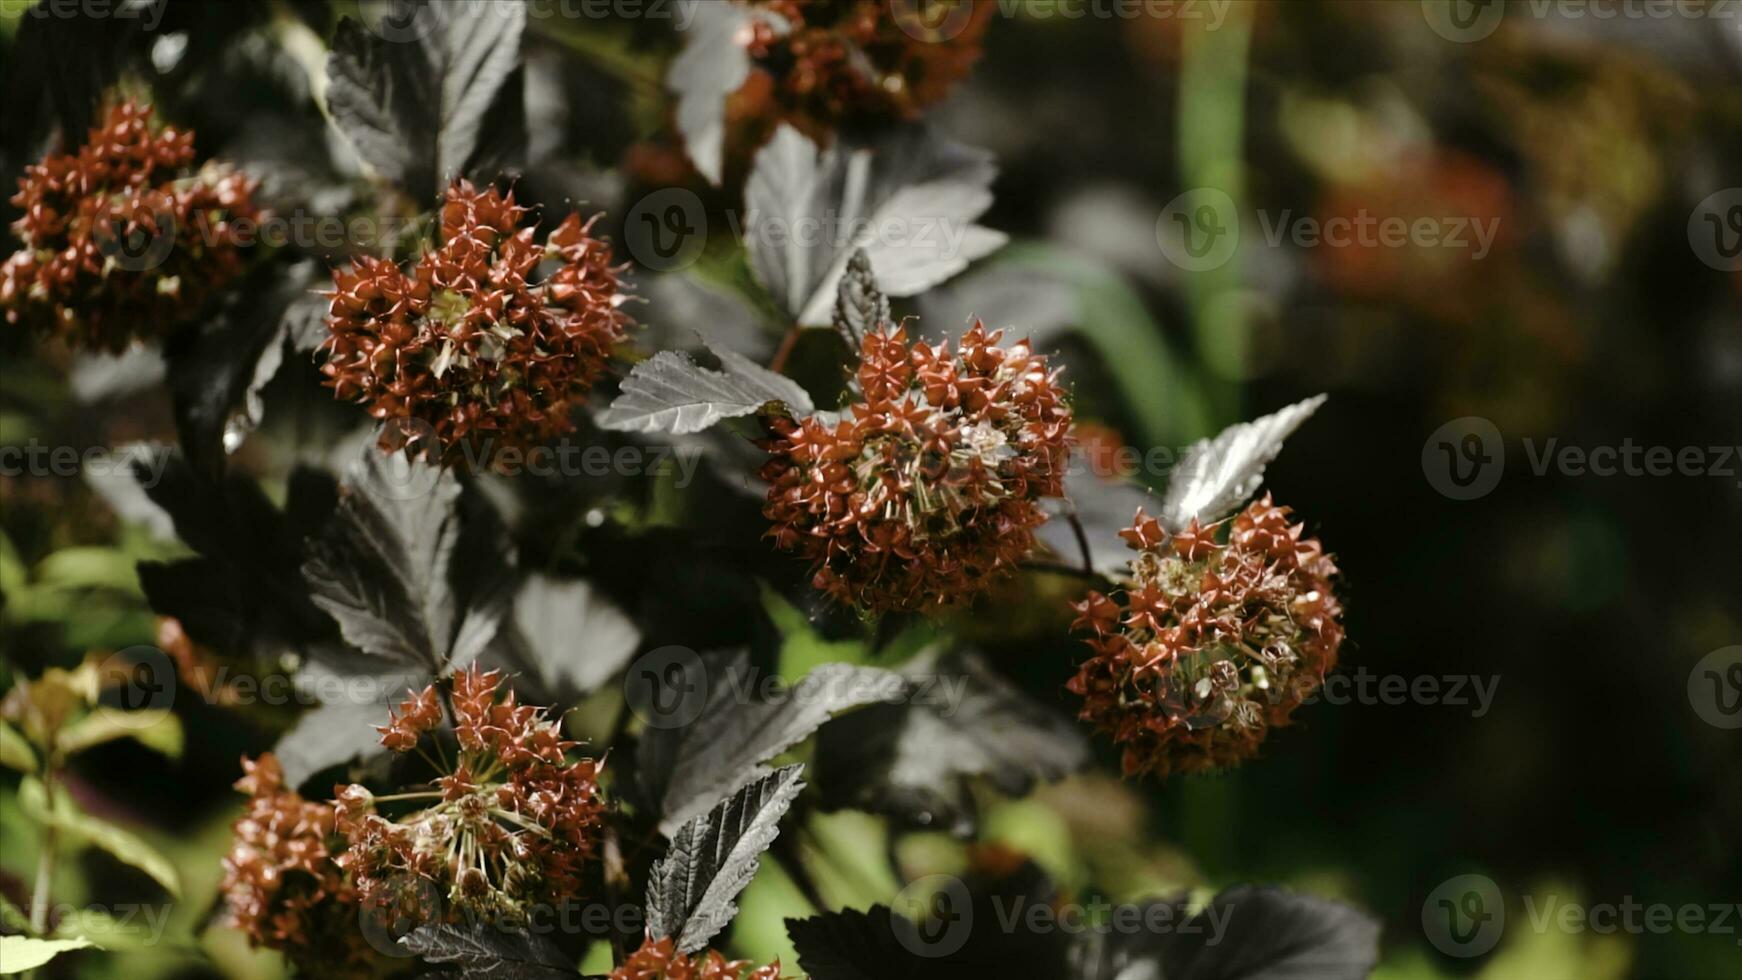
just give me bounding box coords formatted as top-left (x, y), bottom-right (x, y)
top-left (768, 324), bottom-right (803, 375)
top-left (1065, 509), bottom-right (1094, 576)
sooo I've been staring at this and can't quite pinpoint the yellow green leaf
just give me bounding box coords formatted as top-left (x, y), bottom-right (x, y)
top-left (19, 778), bottom-right (181, 897)
top-left (0, 721), bottom-right (33, 774)
top-left (58, 709), bottom-right (183, 760)
top-left (0, 936), bottom-right (96, 974)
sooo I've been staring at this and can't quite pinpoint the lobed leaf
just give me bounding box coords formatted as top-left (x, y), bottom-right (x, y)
top-left (326, 1), bottom-right (526, 203)
top-left (814, 648), bottom-right (1088, 836)
top-left (1158, 395), bottom-right (1327, 532)
top-left (744, 125), bottom-right (1006, 327)
top-left (596, 347), bottom-right (814, 436)
top-left (301, 446), bottom-right (512, 674)
top-left (646, 764), bottom-right (806, 953)
top-left (638, 652), bottom-right (901, 835)
top-left (667, 2), bottom-right (784, 185)
top-left (397, 922), bottom-right (572, 979)
top-left (503, 573), bottom-right (642, 703)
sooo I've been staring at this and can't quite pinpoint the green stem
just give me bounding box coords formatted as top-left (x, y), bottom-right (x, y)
top-left (1178, 2), bottom-right (1255, 422)
top-left (26, 763), bottom-right (58, 980)
top-left (371, 791), bottom-right (444, 803)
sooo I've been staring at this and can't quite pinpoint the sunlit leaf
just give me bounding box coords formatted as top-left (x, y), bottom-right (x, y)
top-left (57, 709), bottom-right (183, 760)
top-left (0, 936), bottom-right (96, 974)
top-left (1158, 396), bottom-right (1327, 531)
top-left (647, 764), bottom-right (806, 953)
top-left (20, 778), bottom-right (180, 897)
top-left (596, 347), bottom-right (814, 436)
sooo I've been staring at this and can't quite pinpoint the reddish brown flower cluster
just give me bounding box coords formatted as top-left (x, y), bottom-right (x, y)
top-left (220, 754), bottom-right (380, 977)
top-left (610, 936), bottom-right (782, 980)
top-left (335, 667), bottom-right (606, 921)
top-left (1068, 496), bottom-right (1345, 778)
top-left (762, 322), bottom-right (1072, 613)
top-left (320, 181), bottom-right (632, 466)
top-left (2, 100), bottom-right (261, 351)
top-left (740, 0), bottom-right (993, 141)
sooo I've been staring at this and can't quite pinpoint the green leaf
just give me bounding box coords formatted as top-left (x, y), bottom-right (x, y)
top-left (31, 547), bottom-right (141, 595)
top-left (0, 936), bottom-right (96, 974)
top-left (0, 530), bottom-right (25, 599)
top-left (57, 709), bottom-right (184, 760)
top-left (760, 584), bottom-right (863, 677)
top-left (0, 721), bottom-right (34, 774)
top-left (19, 779), bottom-right (181, 897)
top-left (0, 896), bottom-right (30, 933)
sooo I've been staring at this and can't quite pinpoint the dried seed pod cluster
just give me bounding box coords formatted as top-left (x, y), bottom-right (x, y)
top-left (334, 667), bottom-right (606, 922)
top-left (1068, 496), bottom-right (1345, 777)
top-left (320, 181), bottom-right (632, 466)
top-left (609, 936), bottom-right (783, 980)
top-left (738, 0), bottom-right (994, 140)
top-left (762, 322), bottom-right (1072, 613)
top-left (2, 100), bottom-right (261, 351)
top-left (219, 755), bottom-right (382, 978)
